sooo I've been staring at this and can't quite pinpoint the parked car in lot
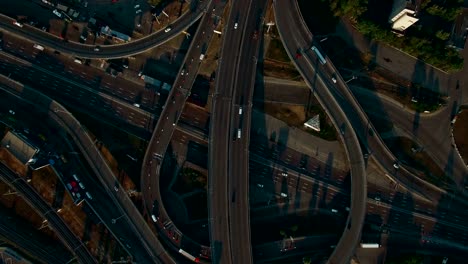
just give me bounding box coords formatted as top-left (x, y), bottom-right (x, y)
top-left (53, 9), bottom-right (62, 18)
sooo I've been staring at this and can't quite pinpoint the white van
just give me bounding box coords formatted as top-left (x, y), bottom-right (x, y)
top-left (239, 107), bottom-right (242, 115)
top-left (151, 215), bottom-right (157, 222)
top-left (237, 129), bottom-right (241, 139)
top-left (199, 53), bottom-right (205, 61)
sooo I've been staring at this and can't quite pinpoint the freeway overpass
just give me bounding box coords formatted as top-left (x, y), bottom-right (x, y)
top-left (280, 0), bottom-right (468, 216)
top-left (208, 0), bottom-right (253, 262)
top-left (226, 0), bottom-right (268, 263)
top-left (0, 1), bottom-right (210, 59)
top-left (141, 0), bottom-right (226, 261)
top-left (273, 1), bottom-right (367, 263)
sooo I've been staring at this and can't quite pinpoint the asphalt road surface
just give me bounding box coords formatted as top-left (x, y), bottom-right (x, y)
top-left (140, 0), bottom-right (226, 260)
top-left (0, 1), bottom-right (210, 59)
top-left (227, 0), bottom-right (267, 262)
top-left (273, 1), bottom-right (367, 263)
top-left (208, 0), bottom-right (251, 262)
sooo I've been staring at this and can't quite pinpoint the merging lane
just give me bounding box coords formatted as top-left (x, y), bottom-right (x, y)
top-left (274, 1), bottom-right (367, 263)
top-left (141, 0), bottom-right (227, 260)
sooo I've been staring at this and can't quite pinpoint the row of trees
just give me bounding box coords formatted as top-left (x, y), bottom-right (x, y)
top-left (356, 19), bottom-right (464, 71)
top-left (323, 0), bottom-right (464, 71)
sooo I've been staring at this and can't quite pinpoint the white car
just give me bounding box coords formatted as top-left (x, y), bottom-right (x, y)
top-left (164, 27), bottom-right (172, 33)
top-left (13, 21), bottom-right (23, 28)
top-left (53, 9), bottom-right (62, 18)
top-left (393, 162), bottom-right (400, 169)
top-left (134, 4), bottom-right (140, 8)
top-left (331, 77), bottom-right (337, 83)
top-left (136, 9), bottom-right (142, 14)
top-left (8, 110), bottom-right (15, 115)
top-left (234, 23), bottom-right (238, 29)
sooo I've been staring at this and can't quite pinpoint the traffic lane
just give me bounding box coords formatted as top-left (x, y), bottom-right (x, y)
top-left (357, 89), bottom-right (467, 188)
top-left (252, 235), bottom-right (337, 263)
top-left (249, 136), bottom-right (349, 185)
top-left (0, 57), bottom-right (154, 131)
top-left (0, 1), bottom-right (209, 59)
top-left (209, 100), bottom-right (233, 264)
top-left (367, 199), bottom-right (468, 242)
top-left (274, 2), bottom-right (367, 263)
top-left (229, 141), bottom-right (252, 264)
top-left (249, 156), bottom-right (349, 198)
top-left (141, 0), bottom-right (226, 257)
top-left (214, 0), bottom-right (250, 98)
top-left (1, 32), bottom-right (159, 110)
top-left (50, 105), bottom-right (172, 263)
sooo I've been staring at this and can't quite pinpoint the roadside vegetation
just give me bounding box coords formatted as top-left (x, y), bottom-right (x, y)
top-left (318, 0), bottom-right (464, 72)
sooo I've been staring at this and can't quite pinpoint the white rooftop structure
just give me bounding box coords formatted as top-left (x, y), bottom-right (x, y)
top-left (304, 114), bottom-right (320, 132)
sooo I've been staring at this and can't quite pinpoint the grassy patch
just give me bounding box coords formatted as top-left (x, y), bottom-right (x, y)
top-left (173, 167), bottom-right (207, 194)
top-left (263, 60), bottom-right (302, 80)
top-left (266, 39), bottom-right (291, 62)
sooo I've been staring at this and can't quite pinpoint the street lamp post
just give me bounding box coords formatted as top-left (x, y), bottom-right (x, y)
top-left (112, 215), bottom-right (124, 224)
top-left (345, 76), bottom-right (357, 83)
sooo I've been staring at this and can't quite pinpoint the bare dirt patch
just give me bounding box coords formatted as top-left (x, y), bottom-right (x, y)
top-left (263, 59), bottom-right (302, 80)
top-left (263, 103), bottom-right (306, 127)
top-left (453, 110), bottom-right (468, 165)
top-left (31, 166), bottom-right (57, 205)
top-left (262, 102), bottom-right (337, 141)
top-left (0, 148), bottom-right (27, 176)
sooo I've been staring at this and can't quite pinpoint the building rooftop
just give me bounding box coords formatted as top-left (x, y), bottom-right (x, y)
top-left (0, 131), bottom-right (39, 165)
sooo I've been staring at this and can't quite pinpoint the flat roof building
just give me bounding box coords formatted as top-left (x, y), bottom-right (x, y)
top-left (389, 0), bottom-right (419, 31)
top-left (0, 131), bottom-right (39, 165)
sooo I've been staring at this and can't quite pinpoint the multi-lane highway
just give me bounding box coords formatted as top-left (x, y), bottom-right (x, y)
top-left (273, 1), bottom-right (367, 263)
top-left (141, 0), bottom-right (226, 260)
top-left (0, 1), bottom-right (210, 59)
top-left (0, 162), bottom-right (97, 264)
top-left (208, 0), bottom-right (251, 262)
top-left (228, 0), bottom-right (267, 262)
